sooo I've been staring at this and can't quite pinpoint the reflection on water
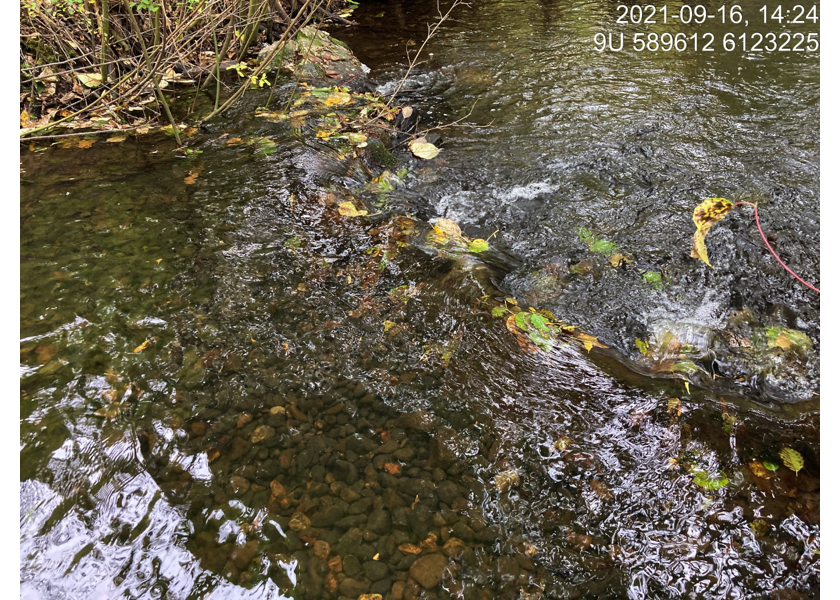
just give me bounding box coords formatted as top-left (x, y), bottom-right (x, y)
top-left (21, 0), bottom-right (818, 597)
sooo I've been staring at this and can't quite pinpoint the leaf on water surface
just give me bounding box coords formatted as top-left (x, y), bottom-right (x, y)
top-left (577, 227), bottom-right (617, 255)
top-left (609, 253), bottom-right (631, 267)
top-left (77, 139), bottom-right (95, 148)
top-left (494, 469), bottom-right (520, 492)
top-left (338, 201), bottom-right (368, 217)
top-left (93, 403), bottom-right (125, 420)
top-left (779, 447), bottom-right (804, 476)
top-left (345, 132), bottom-right (367, 144)
top-left (589, 239), bottom-right (617, 255)
top-left (692, 469), bottom-right (729, 490)
top-left (506, 314), bottom-right (538, 353)
top-left (226, 137), bottom-right (243, 145)
top-left (323, 91), bottom-right (353, 106)
top-left (666, 397), bottom-right (682, 415)
top-left (762, 460), bottom-right (779, 472)
top-left (106, 135), bottom-right (127, 143)
top-left (468, 238), bottom-right (489, 253)
top-left (642, 271), bottom-right (664, 289)
top-left (765, 327), bottom-right (812, 352)
top-left (691, 197), bottom-right (733, 267)
top-left (408, 140), bottom-right (441, 160)
top-left (433, 218), bottom-right (461, 238)
top-left (133, 340), bottom-right (151, 353)
top-left (527, 329), bottom-right (554, 352)
top-left (748, 461), bottom-right (771, 479)
top-left (529, 312), bottom-right (550, 332)
top-left (184, 169), bottom-right (200, 185)
top-left (571, 331), bottom-right (606, 352)
top-left (514, 311), bottom-right (530, 331)
top-left (553, 437), bottom-right (571, 451)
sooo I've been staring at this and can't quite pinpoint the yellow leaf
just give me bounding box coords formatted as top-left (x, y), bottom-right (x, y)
top-left (226, 137), bottom-right (242, 145)
top-left (133, 340), bottom-right (150, 353)
top-left (691, 197), bottom-right (733, 267)
top-left (106, 135), bottom-right (127, 143)
top-left (78, 139), bottom-right (95, 149)
top-left (408, 140), bottom-right (441, 160)
top-left (337, 201), bottom-right (368, 217)
top-left (684, 381), bottom-right (691, 394)
top-left (20, 110), bottom-right (34, 128)
top-left (384, 320), bottom-right (397, 332)
top-left (322, 92), bottom-right (353, 106)
top-left (666, 397), bottom-right (682, 415)
top-left (748, 461), bottom-right (771, 479)
top-left (773, 334), bottom-right (792, 350)
top-left (571, 331), bottom-right (607, 350)
top-left (184, 170), bottom-right (199, 185)
top-left (609, 253), bottom-right (631, 267)
top-left (432, 218), bottom-right (461, 238)
top-left (156, 258), bottom-right (162, 264)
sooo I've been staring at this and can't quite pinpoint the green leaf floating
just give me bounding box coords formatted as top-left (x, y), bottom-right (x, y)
top-left (529, 313), bottom-right (550, 332)
top-left (779, 447), bottom-right (804, 476)
top-left (692, 470), bottom-right (729, 490)
top-left (762, 460), bottom-right (779, 472)
top-left (468, 238), bottom-right (489, 253)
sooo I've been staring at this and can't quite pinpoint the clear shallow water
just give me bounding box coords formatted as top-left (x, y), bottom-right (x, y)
top-left (21, 0), bottom-right (818, 598)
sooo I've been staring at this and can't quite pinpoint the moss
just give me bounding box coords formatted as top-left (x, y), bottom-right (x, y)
top-left (370, 141), bottom-right (397, 169)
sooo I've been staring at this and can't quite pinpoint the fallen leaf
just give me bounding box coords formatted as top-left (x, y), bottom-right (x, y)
top-left (468, 238), bottom-right (489, 253)
top-left (133, 340), bottom-right (151, 353)
top-left (398, 543), bottom-right (422, 555)
top-left (692, 469), bottom-right (728, 490)
top-left (77, 139), bottom-right (95, 149)
top-left (506, 314), bottom-right (538, 353)
top-left (408, 140), bottom-right (441, 159)
top-left (20, 110), bottom-right (35, 128)
top-left (76, 73), bottom-right (103, 88)
top-left (184, 169), bottom-right (200, 185)
top-left (691, 197), bottom-right (733, 267)
top-left (609, 253), bottom-right (631, 267)
top-left (322, 91), bottom-right (353, 106)
top-left (779, 447), bottom-right (804, 476)
top-left (106, 135), bottom-right (128, 143)
top-left (337, 201), bottom-right (368, 217)
top-left (748, 461), bottom-right (771, 479)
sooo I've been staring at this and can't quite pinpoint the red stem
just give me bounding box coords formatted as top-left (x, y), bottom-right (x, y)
top-left (734, 201), bottom-right (820, 294)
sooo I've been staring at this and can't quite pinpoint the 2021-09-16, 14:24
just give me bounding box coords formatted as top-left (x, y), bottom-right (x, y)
top-left (613, 4), bottom-right (818, 25)
top-left (594, 4), bottom-right (819, 53)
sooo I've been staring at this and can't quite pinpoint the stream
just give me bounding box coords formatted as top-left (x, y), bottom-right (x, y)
top-left (20, 0), bottom-right (819, 598)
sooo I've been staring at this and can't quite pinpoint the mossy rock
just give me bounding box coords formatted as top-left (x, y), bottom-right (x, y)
top-left (257, 26), bottom-right (366, 81)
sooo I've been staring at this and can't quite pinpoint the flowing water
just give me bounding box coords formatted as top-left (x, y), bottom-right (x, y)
top-left (21, 0), bottom-right (819, 598)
